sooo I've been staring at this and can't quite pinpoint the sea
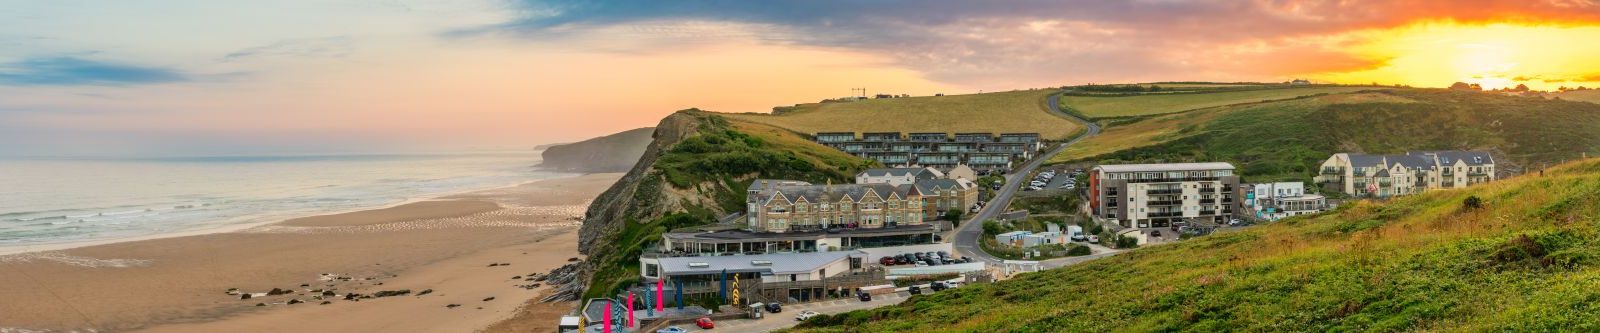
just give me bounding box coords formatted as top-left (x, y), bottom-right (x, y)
top-left (0, 150), bottom-right (566, 254)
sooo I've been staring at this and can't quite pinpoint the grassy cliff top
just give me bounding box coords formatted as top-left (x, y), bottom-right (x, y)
top-left (789, 158), bottom-right (1600, 332)
top-left (723, 89), bottom-right (1083, 140)
top-left (1061, 85), bottom-right (1385, 118)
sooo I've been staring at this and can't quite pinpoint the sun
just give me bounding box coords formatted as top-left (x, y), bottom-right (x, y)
top-left (1318, 22), bottom-right (1600, 91)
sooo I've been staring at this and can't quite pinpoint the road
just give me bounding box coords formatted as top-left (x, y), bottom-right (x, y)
top-left (674, 291), bottom-right (915, 333)
top-left (953, 90), bottom-right (1102, 266)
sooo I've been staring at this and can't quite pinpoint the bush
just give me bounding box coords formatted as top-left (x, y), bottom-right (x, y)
top-left (1116, 235), bottom-right (1140, 249)
top-left (1463, 195), bottom-right (1484, 210)
top-left (982, 220), bottom-right (1006, 237)
top-left (1066, 244), bottom-right (1092, 256)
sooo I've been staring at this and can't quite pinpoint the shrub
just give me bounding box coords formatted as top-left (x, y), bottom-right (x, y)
top-left (1463, 195), bottom-right (1484, 210)
top-left (1066, 244), bottom-right (1092, 256)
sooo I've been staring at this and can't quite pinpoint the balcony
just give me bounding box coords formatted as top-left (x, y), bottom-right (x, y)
top-left (1321, 168), bottom-right (1344, 175)
top-left (1199, 199), bottom-right (1216, 205)
top-left (1199, 210), bottom-right (1216, 215)
top-left (1147, 189), bottom-right (1183, 195)
top-left (1148, 212), bottom-right (1183, 218)
top-left (1147, 200), bottom-right (1183, 206)
top-left (1128, 177), bottom-right (1223, 183)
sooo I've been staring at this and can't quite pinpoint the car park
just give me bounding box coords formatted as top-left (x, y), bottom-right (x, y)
top-left (795, 310), bottom-right (821, 321)
top-left (695, 317), bottom-right (715, 329)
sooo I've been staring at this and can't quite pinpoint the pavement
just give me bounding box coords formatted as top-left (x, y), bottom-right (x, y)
top-left (953, 90), bottom-right (1102, 267)
top-left (669, 291), bottom-right (916, 333)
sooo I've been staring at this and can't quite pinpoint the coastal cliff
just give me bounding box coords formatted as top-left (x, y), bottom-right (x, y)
top-left (539, 127), bottom-right (655, 173)
top-left (573, 110), bottom-right (874, 299)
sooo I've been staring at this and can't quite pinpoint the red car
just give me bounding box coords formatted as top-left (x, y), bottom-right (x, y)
top-left (695, 317), bottom-right (715, 329)
top-left (878, 256), bottom-right (895, 266)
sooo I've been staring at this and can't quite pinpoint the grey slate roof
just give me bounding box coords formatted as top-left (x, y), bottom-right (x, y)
top-left (758, 183), bottom-right (919, 205)
top-left (1414, 151), bottom-right (1494, 166)
top-left (655, 251), bottom-right (862, 276)
top-left (914, 178), bottom-right (973, 193)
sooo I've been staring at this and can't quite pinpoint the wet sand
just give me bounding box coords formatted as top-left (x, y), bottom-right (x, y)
top-left (0, 173), bottom-right (621, 333)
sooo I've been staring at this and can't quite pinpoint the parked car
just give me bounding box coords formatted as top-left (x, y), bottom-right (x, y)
top-left (1229, 219), bottom-right (1243, 226)
top-left (914, 261), bottom-right (928, 267)
top-left (695, 317), bottom-right (715, 329)
top-left (1071, 233), bottom-right (1088, 242)
top-left (795, 310), bottom-right (821, 321)
top-left (1151, 230), bottom-right (1163, 238)
top-left (857, 291), bottom-right (872, 302)
top-left (962, 257), bottom-right (974, 263)
top-left (879, 256), bottom-right (895, 266)
top-left (931, 282), bottom-right (948, 292)
top-left (908, 285), bottom-right (922, 295)
top-left (656, 326), bottom-right (688, 333)
top-left (1088, 235), bottom-right (1100, 244)
top-left (1170, 221), bottom-right (1188, 231)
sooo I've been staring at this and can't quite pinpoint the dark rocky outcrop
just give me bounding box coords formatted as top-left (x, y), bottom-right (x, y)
top-left (539, 127), bottom-right (655, 173)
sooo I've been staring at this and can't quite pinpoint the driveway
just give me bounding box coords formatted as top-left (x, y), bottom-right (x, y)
top-left (953, 91), bottom-right (1101, 266)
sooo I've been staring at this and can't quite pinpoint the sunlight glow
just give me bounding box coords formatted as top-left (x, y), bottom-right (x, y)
top-left (1320, 22), bottom-right (1600, 90)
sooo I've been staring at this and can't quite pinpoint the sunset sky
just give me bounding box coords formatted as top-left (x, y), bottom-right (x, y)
top-left (5, 0), bottom-right (1600, 156)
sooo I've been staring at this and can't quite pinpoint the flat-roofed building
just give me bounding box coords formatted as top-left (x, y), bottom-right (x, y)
top-left (965, 152), bottom-right (1013, 172)
top-left (862, 132), bottom-right (902, 142)
top-left (953, 133), bottom-right (994, 143)
top-left (863, 151), bottom-right (913, 167)
top-left (638, 250), bottom-right (886, 303)
top-left (816, 132), bottom-right (855, 143)
top-left (907, 132), bottom-right (948, 142)
top-left (1089, 162), bottom-right (1239, 228)
top-left (998, 133), bottom-right (1042, 150)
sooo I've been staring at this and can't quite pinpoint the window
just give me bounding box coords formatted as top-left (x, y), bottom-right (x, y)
top-left (646, 263), bottom-right (659, 277)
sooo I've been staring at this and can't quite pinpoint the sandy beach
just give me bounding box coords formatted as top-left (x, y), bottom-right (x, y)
top-left (0, 173), bottom-right (621, 333)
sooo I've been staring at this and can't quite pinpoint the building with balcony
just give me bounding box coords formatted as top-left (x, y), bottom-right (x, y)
top-left (1314, 151), bottom-right (1496, 198)
top-left (1245, 182), bottom-right (1332, 221)
top-left (1088, 162), bottom-right (1239, 228)
top-left (746, 180), bottom-right (926, 233)
top-left (813, 131), bottom-right (1041, 173)
top-left (856, 167), bottom-right (944, 186)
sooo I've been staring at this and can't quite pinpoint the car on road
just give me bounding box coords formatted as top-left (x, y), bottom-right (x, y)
top-left (766, 302), bottom-right (783, 313)
top-left (1088, 235), bottom-right (1100, 244)
top-left (795, 310), bottom-right (821, 321)
top-left (931, 282), bottom-right (948, 292)
top-left (695, 317), bottom-right (715, 329)
top-left (908, 285), bottom-right (922, 295)
top-left (656, 326), bottom-right (688, 333)
top-left (857, 291), bottom-right (873, 302)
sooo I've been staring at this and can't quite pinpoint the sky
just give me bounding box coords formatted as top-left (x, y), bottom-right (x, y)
top-left (4, 0), bottom-right (1600, 156)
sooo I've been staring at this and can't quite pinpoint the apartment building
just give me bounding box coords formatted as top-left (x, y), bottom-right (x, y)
top-left (856, 167), bottom-right (944, 186)
top-left (746, 181), bottom-right (926, 233)
top-left (812, 131), bottom-right (1042, 173)
top-left (1314, 151), bottom-right (1496, 198)
top-left (1088, 162), bottom-right (1239, 228)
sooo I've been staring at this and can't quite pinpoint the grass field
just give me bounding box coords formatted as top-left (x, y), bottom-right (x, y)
top-left (1061, 86), bottom-right (1384, 118)
top-left (1550, 89), bottom-right (1600, 104)
top-left (1052, 89), bottom-right (1600, 183)
top-left (789, 158), bottom-right (1600, 332)
top-left (1051, 92), bottom-right (1412, 164)
top-left (724, 89), bottom-right (1083, 140)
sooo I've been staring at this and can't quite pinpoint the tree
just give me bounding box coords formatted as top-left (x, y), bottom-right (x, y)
top-left (1514, 84), bottom-right (1531, 92)
top-left (1449, 82), bottom-right (1474, 90)
top-left (943, 209), bottom-right (964, 225)
top-left (1116, 235), bottom-right (1140, 249)
top-left (982, 220), bottom-right (1006, 237)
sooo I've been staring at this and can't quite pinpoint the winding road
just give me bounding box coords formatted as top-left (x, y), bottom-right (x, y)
top-left (952, 90), bottom-right (1102, 266)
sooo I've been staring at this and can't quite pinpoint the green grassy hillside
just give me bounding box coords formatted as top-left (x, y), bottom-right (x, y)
top-left (789, 158), bottom-right (1600, 332)
top-left (582, 112), bottom-right (874, 299)
top-left (1053, 89), bottom-right (1600, 182)
top-left (725, 89), bottom-right (1083, 140)
top-left (1061, 85), bottom-right (1383, 118)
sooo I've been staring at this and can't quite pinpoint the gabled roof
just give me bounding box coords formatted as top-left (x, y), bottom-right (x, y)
top-left (1388, 155), bottom-right (1434, 169)
top-left (757, 183), bottom-right (919, 206)
top-left (914, 178), bottom-right (975, 193)
top-left (859, 167), bottom-right (943, 180)
top-left (1414, 151), bottom-right (1494, 166)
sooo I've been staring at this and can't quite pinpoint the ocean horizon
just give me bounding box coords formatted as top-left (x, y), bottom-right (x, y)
top-left (0, 150), bottom-right (567, 254)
